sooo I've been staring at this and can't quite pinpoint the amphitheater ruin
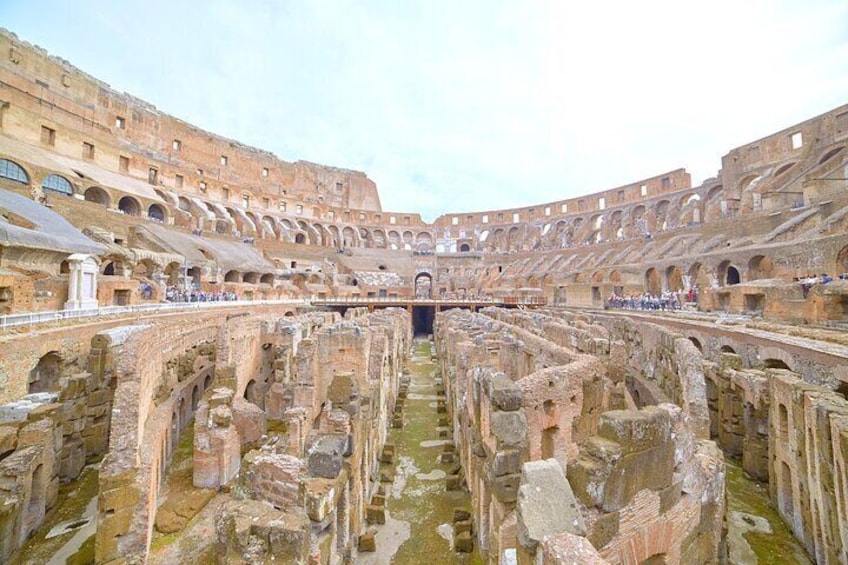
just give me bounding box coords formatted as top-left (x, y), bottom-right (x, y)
top-left (0, 27), bottom-right (847, 565)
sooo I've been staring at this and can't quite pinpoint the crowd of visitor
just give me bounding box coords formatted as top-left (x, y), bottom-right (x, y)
top-left (795, 273), bottom-right (846, 297)
top-left (164, 286), bottom-right (239, 303)
top-left (605, 289), bottom-right (692, 311)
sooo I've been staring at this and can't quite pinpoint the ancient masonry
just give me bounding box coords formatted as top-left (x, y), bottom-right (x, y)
top-left (0, 26), bottom-right (847, 565)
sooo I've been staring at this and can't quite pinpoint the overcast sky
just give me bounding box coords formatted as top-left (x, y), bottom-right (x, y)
top-left (4, 0), bottom-right (848, 220)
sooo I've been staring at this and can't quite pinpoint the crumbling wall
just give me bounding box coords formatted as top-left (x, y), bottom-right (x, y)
top-left (436, 307), bottom-right (725, 564)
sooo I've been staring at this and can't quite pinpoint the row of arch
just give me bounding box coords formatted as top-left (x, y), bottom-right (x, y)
top-left (5, 140), bottom-right (844, 257)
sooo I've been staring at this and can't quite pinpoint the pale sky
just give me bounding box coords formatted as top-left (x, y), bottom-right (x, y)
top-left (3, 0), bottom-right (848, 220)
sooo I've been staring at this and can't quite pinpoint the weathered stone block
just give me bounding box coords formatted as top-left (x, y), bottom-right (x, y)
top-left (455, 531), bottom-right (473, 553)
top-left (587, 510), bottom-right (619, 549)
top-left (490, 410), bottom-right (527, 448)
top-left (358, 531), bottom-right (377, 552)
top-left (492, 472), bottom-right (521, 503)
top-left (490, 372), bottom-right (522, 411)
top-left (306, 434), bottom-right (347, 479)
top-left (517, 459), bottom-right (585, 554)
top-left (366, 504), bottom-right (385, 524)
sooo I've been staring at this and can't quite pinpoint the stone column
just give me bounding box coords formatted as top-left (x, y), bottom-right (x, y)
top-left (64, 254), bottom-right (99, 310)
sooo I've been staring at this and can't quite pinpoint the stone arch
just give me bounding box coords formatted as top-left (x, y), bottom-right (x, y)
top-left (818, 146), bottom-right (845, 165)
top-left (837, 244), bottom-right (848, 272)
top-left (118, 196), bottom-right (142, 216)
top-left (654, 200), bottom-right (671, 232)
top-left (645, 267), bottom-right (661, 295)
top-left (164, 262), bottom-right (182, 286)
top-left (328, 224), bottom-right (341, 247)
top-left (459, 243), bottom-right (471, 252)
top-left (243, 272), bottom-right (260, 284)
top-left (295, 232), bottom-right (307, 244)
top-left (244, 379), bottom-right (259, 406)
top-left (260, 273), bottom-right (274, 285)
top-left (147, 203), bottom-right (166, 222)
top-left (414, 272), bottom-right (433, 298)
top-left (747, 255), bottom-right (774, 280)
top-left (84, 186), bottom-right (111, 207)
top-left (774, 162), bottom-right (795, 177)
top-left (718, 260), bottom-right (740, 286)
top-left (342, 226), bottom-right (357, 248)
top-left (29, 351), bottom-right (62, 394)
top-left (688, 262), bottom-right (709, 289)
top-left (665, 265), bottom-right (684, 292)
top-left (371, 229), bottom-right (387, 249)
top-left (764, 358), bottom-right (792, 370)
top-left (507, 226), bottom-right (521, 251)
top-left (224, 270), bottom-right (241, 282)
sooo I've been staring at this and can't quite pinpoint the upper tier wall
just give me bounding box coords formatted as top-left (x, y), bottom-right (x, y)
top-left (1, 28), bottom-right (847, 237)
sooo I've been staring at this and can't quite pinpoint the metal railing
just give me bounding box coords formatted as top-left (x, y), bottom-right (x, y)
top-left (0, 295), bottom-right (548, 331)
top-left (309, 295), bottom-right (547, 305)
top-left (0, 299), bottom-right (306, 330)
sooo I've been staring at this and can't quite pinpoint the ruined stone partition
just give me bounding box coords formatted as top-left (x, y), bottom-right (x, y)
top-left (770, 371), bottom-right (848, 564)
top-left (82, 304), bottom-right (410, 563)
top-left (435, 307), bottom-right (725, 564)
top-left (0, 326), bottom-right (122, 564)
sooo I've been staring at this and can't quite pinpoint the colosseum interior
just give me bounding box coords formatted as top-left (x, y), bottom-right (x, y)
top-left (0, 26), bottom-right (847, 565)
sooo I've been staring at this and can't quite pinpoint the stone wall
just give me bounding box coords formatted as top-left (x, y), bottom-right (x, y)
top-left (434, 307), bottom-right (725, 564)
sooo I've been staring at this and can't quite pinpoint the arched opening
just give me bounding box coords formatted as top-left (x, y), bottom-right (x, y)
top-left (295, 233), bottom-right (306, 244)
top-left (541, 426), bottom-right (558, 460)
top-left (59, 260), bottom-right (70, 275)
top-left (666, 265), bottom-right (683, 292)
top-left (191, 385), bottom-right (200, 411)
top-left (84, 186), bottom-right (111, 207)
top-left (645, 268), bottom-right (661, 296)
top-left (29, 352), bottom-right (62, 394)
top-left (819, 146), bottom-right (844, 164)
top-left (260, 273), bottom-right (274, 285)
top-left (764, 358), bottom-right (791, 371)
top-left (118, 196), bottom-right (141, 216)
top-left (188, 266), bottom-right (202, 287)
top-left (640, 554), bottom-right (669, 565)
top-left (837, 244), bottom-right (848, 272)
top-left (748, 255), bottom-right (774, 280)
top-left (147, 203), bottom-right (166, 222)
top-left (0, 159), bottom-right (29, 184)
top-left (720, 345), bottom-right (736, 354)
top-left (688, 337), bottom-right (702, 352)
top-left (204, 374), bottom-right (213, 389)
top-left (103, 262), bottom-right (116, 276)
top-left (780, 461), bottom-right (794, 518)
top-left (414, 272), bottom-right (433, 299)
top-left (41, 174), bottom-right (73, 195)
top-left (245, 379), bottom-right (259, 407)
top-left (26, 463), bottom-right (46, 538)
top-left (726, 266), bottom-right (741, 285)
top-left (243, 272), bottom-right (260, 284)
top-left (774, 163), bottom-right (795, 177)
top-left (170, 411), bottom-right (179, 452)
top-left (224, 270), bottom-right (240, 282)
top-left (459, 243), bottom-right (471, 252)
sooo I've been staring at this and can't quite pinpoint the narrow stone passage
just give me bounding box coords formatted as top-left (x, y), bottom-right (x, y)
top-left (363, 336), bottom-right (482, 564)
top-left (725, 458), bottom-right (812, 565)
